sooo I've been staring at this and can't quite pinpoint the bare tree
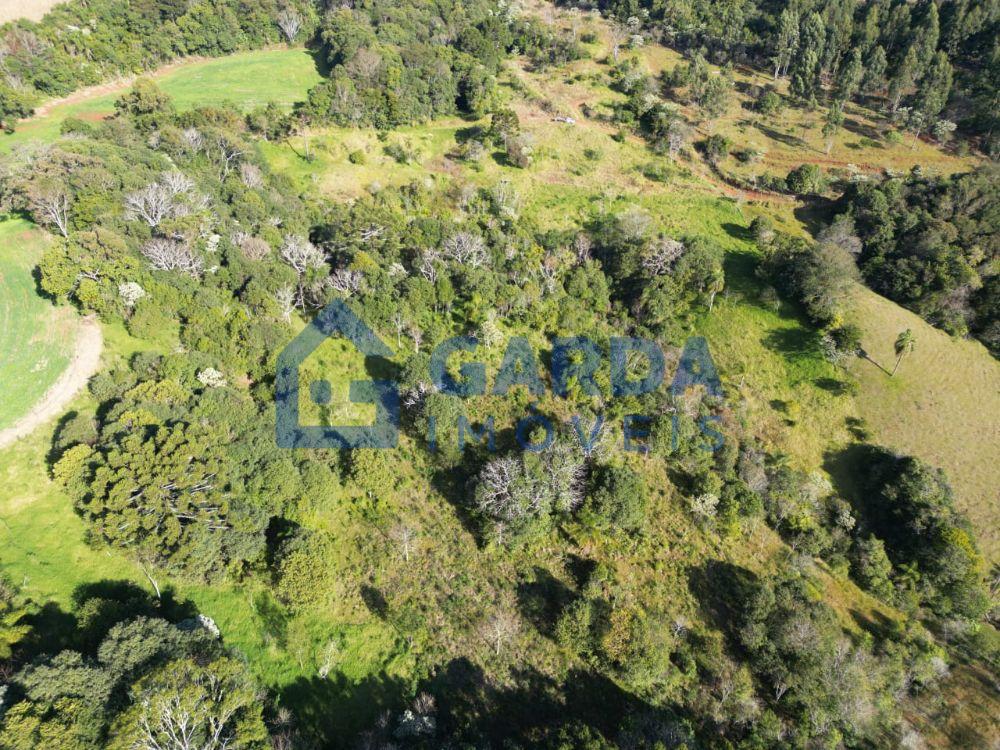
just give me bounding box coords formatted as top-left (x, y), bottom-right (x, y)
top-left (442, 231), bottom-right (489, 268)
top-left (609, 20), bottom-right (629, 62)
top-left (239, 162), bottom-right (264, 189)
top-left (280, 234), bottom-right (325, 307)
top-left (346, 47), bottom-right (383, 87)
top-left (392, 311), bottom-right (406, 348)
top-left (573, 233), bottom-right (593, 263)
top-left (26, 180), bottom-right (70, 237)
top-left (417, 247), bottom-right (441, 282)
top-left (641, 237), bottom-right (685, 275)
top-left (124, 173), bottom-right (194, 228)
top-left (539, 252), bottom-right (561, 293)
top-left (160, 171), bottom-right (195, 197)
top-left (816, 215), bottom-right (862, 256)
top-left (214, 136), bottom-right (245, 180)
top-left (409, 324), bottom-right (423, 353)
top-left (141, 239), bottom-right (204, 277)
top-left (490, 179), bottom-right (521, 220)
top-left (232, 232), bottom-right (271, 261)
top-left (276, 7), bottom-right (303, 43)
top-left (481, 601), bottom-right (520, 656)
top-left (667, 120), bottom-right (691, 156)
top-left (390, 523), bottom-right (417, 562)
top-left (328, 267), bottom-right (364, 297)
top-left (181, 127), bottom-right (204, 152)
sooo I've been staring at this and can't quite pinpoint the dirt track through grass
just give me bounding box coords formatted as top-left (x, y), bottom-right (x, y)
top-left (0, 316), bottom-right (102, 450)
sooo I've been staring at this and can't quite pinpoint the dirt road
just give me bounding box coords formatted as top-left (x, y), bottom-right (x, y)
top-left (0, 316), bottom-right (102, 450)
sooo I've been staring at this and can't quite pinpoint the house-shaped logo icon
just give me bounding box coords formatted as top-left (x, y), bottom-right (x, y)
top-left (275, 300), bottom-right (398, 449)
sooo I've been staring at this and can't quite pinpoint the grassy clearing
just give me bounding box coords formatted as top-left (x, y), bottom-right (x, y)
top-left (0, 218), bottom-right (75, 430)
top-left (844, 288), bottom-right (1000, 561)
top-left (0, 47), bottom-right (321, 152)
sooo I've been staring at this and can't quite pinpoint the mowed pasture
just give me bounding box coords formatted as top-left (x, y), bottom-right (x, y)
top-left (0, 218), bottom-right (74, 430)
top-left (846, 287), bottom-right (1000, 561)
top-left (0, 47), bottom-right (322, 152)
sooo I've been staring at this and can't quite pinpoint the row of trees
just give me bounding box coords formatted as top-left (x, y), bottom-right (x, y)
top-left (594, 0), bottom-right (1000, 155)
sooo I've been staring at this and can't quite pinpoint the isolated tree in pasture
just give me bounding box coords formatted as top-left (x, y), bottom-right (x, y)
top-left (892, 329), bottom-right (914, 375)
top-left (608, 20), bottom-right (629, 63)
top-left (390, 523), bottom-right (417, 562)
top-left (481, 598), bottom-right (520, 656)
top-left (822, 100), bottom-right (845, 154)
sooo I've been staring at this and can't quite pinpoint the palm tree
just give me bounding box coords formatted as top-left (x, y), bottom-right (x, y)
top-left (892, 329), bottom-right (915, 376)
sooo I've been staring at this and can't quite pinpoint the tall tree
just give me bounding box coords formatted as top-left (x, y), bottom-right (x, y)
top-left (862, 45), bottom-right (888, 95)
top-left (835, 48), bottom-right (864, 101)
top-left (892, 329), bottom-right (915, 375)
top-left (915, 50), bottom-right (953, 121)
top-left (772, 8), bottom-right (799, 79)
top-left (888, 45), bottom-right (920, 111)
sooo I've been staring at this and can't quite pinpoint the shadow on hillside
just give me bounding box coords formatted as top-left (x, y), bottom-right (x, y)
top-left (427, 658), bottom-right (650, 744)
top-left (16, 579), bottom-right (199, 661)
top-left (793, 195), bottom-right (840, 235)
top-left (822, 442), bottom-right (895, 526)
top-left (686, 559), bottom-right (759, 642)
top-left (842, 117), bottom-right (883, 142)
top-left (515, 566), bottom-right (574, 639)
top-left (280, 671), bottom-right (409, 748)
top-left (754, 122), bottom-right (807, 148)
top-left (762, 326), bottom-right (824, 364)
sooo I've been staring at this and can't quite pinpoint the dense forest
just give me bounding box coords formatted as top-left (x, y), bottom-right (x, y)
top-left (588, 0), bottom-right (1000, 156)
top-left (837, 166), bottom-right (999, 354)
top-left (0, 0), bottom-right (996, 747)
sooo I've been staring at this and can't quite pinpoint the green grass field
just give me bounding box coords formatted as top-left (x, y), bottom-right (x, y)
top-left (0, 218), bottom-right (74, 430)
top-left (0, 47), bottom-right (322, 152)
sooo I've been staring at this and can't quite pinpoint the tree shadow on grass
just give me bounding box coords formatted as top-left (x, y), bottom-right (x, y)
top-left (17, 579), bottom-right (199, 660)
top-left (762, 326), bottom-right (824, 366)
top-left (686, 560), bottom-right (759, 644)
top-left (754, 122), bottom-right (807, 148)
top-left (822, 443), bottom-right (896, 528)
top-left (279, 671), bottom-right (409, 748)
top-left (428, 657), bottom-right (650, 745)
top-left (515, 565), bottom-right (574, 639)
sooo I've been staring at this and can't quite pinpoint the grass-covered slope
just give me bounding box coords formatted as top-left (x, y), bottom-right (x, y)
top-left (0, 219), bottom-right (74, 429)
top-left (0, 47), bottom-right (321, 153)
